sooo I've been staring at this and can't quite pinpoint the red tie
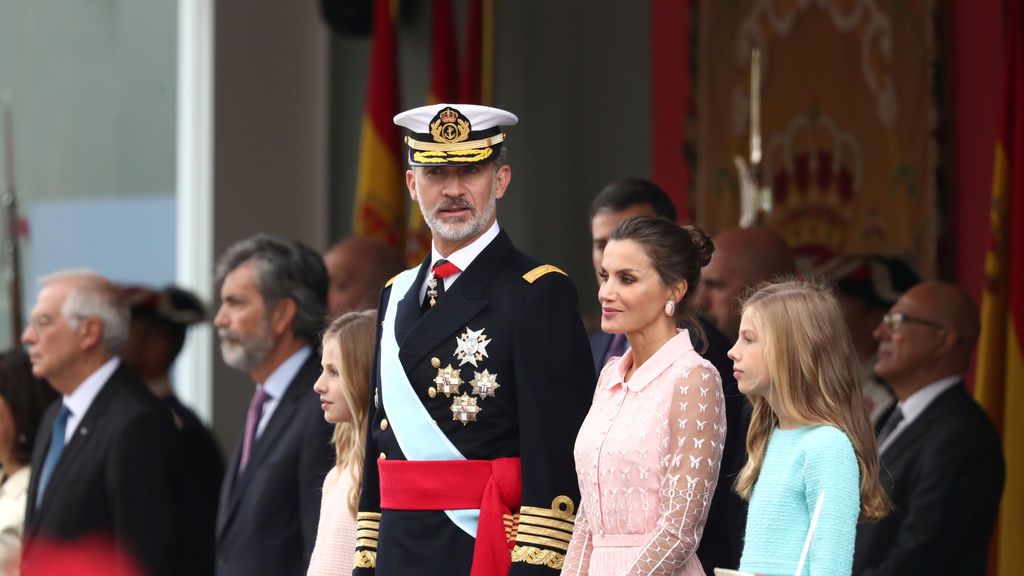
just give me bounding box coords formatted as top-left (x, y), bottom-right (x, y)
top-left (433, 259), bottom-right (460, 279)
top-left (424, 259), bottom-right (461, 309)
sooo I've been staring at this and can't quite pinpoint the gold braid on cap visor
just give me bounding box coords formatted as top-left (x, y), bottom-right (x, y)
top-left (412, 148), bottom-right (494, 164)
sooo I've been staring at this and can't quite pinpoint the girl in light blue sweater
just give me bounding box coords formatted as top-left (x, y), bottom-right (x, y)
top-left (726, 280), bottom-right (890, 576)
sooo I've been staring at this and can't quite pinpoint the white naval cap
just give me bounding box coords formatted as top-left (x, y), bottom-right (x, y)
top-left (393, 103), bottom-right (518, 166)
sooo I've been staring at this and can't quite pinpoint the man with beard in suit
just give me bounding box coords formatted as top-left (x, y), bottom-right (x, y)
top-left (854, 281), bottom-right (1004, 576)
top-left (353, 104), bottom-right (596, 576)
top-left (20, 271), bottom-right (181, 576)
top-left (213, 235), bottom-right (334, 576)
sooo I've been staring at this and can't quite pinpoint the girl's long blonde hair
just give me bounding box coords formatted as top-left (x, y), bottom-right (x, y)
top-left (321, 309), bottom-right (377, 517)
top-left (734, 279), bottom-right (890, 522)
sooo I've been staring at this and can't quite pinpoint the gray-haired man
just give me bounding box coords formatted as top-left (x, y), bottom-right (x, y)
top-left (213, 235), bottom-right (334, 576)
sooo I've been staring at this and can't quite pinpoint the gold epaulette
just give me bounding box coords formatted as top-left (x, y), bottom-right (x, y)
top-left (522, 265), bottom-right (567, 284)
top-left (512, 496), bottom-right (576, 569)
top-left (384, 273), bottom-right (400, 288)
top-left (354, 511), bottom-right (380, 567)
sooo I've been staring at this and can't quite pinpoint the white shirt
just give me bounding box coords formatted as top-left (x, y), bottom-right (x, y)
top-left (417, 220), bottom-right (500, 304)
top-left (63, 357), bottom-right (121, 444)
top-left (256, 346), bottom-right (312, 439)
top-left (879, 375), bottom-right (960, 453)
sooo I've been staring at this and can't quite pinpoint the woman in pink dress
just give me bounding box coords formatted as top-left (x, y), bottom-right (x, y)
top-left (308, 310), bottom-right (376, 576)
top-left (564, 216), bottom-right (726, 576)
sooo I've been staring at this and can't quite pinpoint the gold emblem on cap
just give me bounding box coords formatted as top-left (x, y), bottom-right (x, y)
top-left (451, 393), bottom-right (481, 425)
top-left (430, 107), bottom-right (471, 144)
top-left (470, 369), bottom-right (500, 398)
top-left (434, 364), bottom-right (464, 397)
top-left (431, 357), bottom-right (441, 368)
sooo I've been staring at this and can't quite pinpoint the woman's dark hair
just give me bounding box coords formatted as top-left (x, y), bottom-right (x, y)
top-left (609, 216), bottom-right (715, 340)
top-left (0, 350), bottom-right (58, 466)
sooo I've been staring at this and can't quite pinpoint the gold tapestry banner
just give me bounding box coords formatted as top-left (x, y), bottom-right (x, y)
top-left (697, 0), bottom-right (938, 276)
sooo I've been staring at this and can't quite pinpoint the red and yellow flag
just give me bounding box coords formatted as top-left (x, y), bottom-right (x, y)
top-left (458, 0), bottom-right (493, 105)
top-left (405, 0), bottom-right (459, 266)
top-left (353, 0), bottom-right (404, 249)
top-left (973, 1), bottom-right (1023, 574)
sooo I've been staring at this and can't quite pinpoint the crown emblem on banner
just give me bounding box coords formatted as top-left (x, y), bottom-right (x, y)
top-left (767, 150), bottom-right (855, 251)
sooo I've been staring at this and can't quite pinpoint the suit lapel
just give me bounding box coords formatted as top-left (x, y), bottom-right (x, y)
top-left (31, 365), bottom-right (127, 520)
top-left (216, 435), bottom-right (244, 537)
top-left (394, 258), bottom-right (430, 346)
top-left (881, 382), bottom-right (964, 464)
top-left (398, 231), bottom-right (512, 371)
top-left (217, 355), bottom-right (319, 539)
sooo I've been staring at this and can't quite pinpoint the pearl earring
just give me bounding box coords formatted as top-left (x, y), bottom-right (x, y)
top-left (664, 300), bottom-right (676, 316)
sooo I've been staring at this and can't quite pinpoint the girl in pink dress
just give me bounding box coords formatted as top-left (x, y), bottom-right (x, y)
top-left (308, 310), bottom-right (376, 576)
top-left (564, 216), bottom-right (725, 576)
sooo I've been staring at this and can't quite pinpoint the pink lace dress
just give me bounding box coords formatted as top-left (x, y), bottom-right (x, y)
top-left (564, 329), bottom-right (726, 576)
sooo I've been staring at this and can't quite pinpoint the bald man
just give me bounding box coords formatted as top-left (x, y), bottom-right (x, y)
top-left (854, 282), bottom-right (1004, 576)
top-left (696, 226), bottom-right (795, 341)
top-left (323, 236), bottom-right (405, 318)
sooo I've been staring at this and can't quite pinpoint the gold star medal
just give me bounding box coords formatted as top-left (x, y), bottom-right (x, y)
top-left (454, 327), bottom-right (491, 367)
top-left (470, 369), bottom-right (500, 398)
top-left (433, 364), bottom-right (464, 397)
top-left (451, 393), bottom-right (481, 425)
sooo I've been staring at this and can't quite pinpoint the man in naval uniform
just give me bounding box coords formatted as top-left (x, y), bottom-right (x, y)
top-left (354, 103), bottom-right (596, 576)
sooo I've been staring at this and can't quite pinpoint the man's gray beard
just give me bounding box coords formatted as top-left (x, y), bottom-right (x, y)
top-left (420, 187), bottom-right (497, 242)
top-left (218, 327), bottom-right (274, 372)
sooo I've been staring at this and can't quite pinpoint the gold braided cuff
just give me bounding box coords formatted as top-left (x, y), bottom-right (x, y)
top-left (353, 550), bottom-right (376, 568)
top-left (511, 545), bottom-right (565, 569)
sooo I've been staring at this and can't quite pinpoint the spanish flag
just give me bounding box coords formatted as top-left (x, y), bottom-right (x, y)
top-left (458, 0), bottom-right (493, 105)
top-left (405, 0), bottom-right (459, 266)
top-left (973, 1), bottom-right (1023, 574)
top-left (353, 0), bottom-right (404, 249)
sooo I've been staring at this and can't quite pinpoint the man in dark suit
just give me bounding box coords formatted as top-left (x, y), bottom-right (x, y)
top-left (354, 104), bottom-right (596, 576)
top-left (588, 178), bottom-right (746, 572)
top-left (854, 281), bottom-right (1005, 576)
top-left (121, 284), bottom-right (225, 576)
top-left (213, 235), bottom-right (335, 576)
top-left (20, 272), bottom-right (181, 576)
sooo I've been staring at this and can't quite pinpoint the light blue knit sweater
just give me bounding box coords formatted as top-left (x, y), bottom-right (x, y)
top-left (739, 425), bottom-right (861, 576)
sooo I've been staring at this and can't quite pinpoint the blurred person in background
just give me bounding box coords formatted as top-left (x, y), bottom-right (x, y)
top-left (0, 351), bottom-right (57, 575)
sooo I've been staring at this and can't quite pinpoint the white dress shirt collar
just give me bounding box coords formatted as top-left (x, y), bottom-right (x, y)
top-left (420, 220), bottom-right (500, 301)
top-left (63, 356), bottom-right (121, 443)
top-left (256, 345), bottom-right (312, 438)
top-left (879, 375), bottom-right (960, 453)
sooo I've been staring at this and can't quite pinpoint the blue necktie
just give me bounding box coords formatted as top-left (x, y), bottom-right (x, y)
top-left (36, 405), bottom-right (71, 507)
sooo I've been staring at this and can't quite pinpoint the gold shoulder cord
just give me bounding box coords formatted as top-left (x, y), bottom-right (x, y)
top-left (522, 265), bottom-right (567, 284)
top-left (512, 496), bottom-right (576, 569)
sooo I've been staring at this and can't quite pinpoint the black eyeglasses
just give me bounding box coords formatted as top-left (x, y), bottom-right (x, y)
top-left (881, 312), bottom-right (946, 333)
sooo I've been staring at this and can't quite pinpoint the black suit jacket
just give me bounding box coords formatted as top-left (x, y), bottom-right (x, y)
top-left (215, 353), bottom-right (335, 576)
top-left (853, 383), bottom-right (1004, 576)
top-left (589, 318), bottom-right (749, 572)
top-left (356, 229), bottom-right (597, 576)
top-left (167, 394), bottom-right (225, 576)
top-left (23, 362), bottom-right (182, 576)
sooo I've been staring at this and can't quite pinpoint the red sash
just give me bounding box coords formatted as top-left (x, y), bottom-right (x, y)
top-left (379, 457), bottom-right (522, 576)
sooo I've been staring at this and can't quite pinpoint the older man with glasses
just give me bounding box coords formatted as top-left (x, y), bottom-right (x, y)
top-left (853, 281), bottom-right (1005, 576)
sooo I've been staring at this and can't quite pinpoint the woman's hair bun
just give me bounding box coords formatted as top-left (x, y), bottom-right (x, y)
top-left (681, 223), bottom-right (715, 267)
